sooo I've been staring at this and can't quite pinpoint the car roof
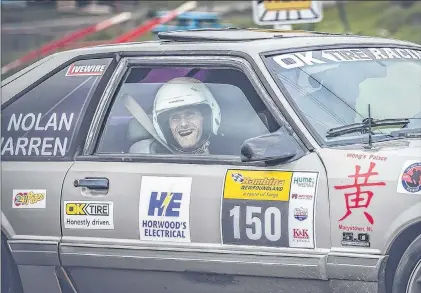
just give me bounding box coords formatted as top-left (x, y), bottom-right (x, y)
top-left (2, 28), bottom-right (420, 102)
top-left (67, 28), bottom-right (421, 55)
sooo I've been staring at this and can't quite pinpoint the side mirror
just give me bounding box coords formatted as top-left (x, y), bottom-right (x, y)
top-left (240, 131), bottom-right (298, 165)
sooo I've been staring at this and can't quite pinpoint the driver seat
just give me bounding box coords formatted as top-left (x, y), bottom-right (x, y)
top-left (127, 117), bottom-right (156, 154)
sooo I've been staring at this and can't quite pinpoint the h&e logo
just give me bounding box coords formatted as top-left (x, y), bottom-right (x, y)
top-left (148, 192), bottom-right (182, 217)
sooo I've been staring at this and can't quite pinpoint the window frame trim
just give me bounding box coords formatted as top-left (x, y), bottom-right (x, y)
top-left (79, 55), bottom-right (308, 166)
top-left (259, 43), bottom-right (421, 147)
top-left (1, 52), bottom-right (117, 110)
top-left (1, 54), bottom-right (118, 162)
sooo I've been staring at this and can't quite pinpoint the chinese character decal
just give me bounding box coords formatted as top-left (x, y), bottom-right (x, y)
top-left (334, 162), bottom-right (386, 225)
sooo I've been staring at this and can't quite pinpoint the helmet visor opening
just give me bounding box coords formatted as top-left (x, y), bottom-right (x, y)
top-left (157, 104), bottom-right (213, 152)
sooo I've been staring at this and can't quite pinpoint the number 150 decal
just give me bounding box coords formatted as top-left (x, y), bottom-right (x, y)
top-left (221, 170), bottom-right (318, 248)
top-left (221, 170), bottom-right (292, 247)
top-left (229, 205), bottom-right (284, 243)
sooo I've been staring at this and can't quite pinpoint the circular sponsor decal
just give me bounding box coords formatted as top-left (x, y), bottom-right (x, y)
top-left (401, 162), bottom-right (421, 193)
top-left (293, 207), bottom-right (308, 221)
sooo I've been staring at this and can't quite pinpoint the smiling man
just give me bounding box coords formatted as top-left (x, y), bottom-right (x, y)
top-left (152, 77), bottom-right (221, 154)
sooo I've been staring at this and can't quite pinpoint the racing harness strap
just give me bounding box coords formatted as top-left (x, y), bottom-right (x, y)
top-left (122, 93), bottom-right (174, 153)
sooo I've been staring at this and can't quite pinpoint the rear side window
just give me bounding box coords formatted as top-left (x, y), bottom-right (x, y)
top-left (1, 58), bottom-right (113, 160)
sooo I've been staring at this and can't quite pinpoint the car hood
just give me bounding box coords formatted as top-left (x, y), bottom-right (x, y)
top-left (316, 138), bottom-right (421, 252)
top-left (322, 138), bottom-right (421, 158)
top-left (317, 138), bottom-right (421, 170)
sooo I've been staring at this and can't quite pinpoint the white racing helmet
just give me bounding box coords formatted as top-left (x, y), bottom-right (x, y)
top-left (152, 77), bottom-right (221, 152)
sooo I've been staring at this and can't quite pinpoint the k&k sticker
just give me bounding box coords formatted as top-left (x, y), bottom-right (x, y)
top-left (13, 189), bottom-right (46, 208)
top-left (397, 160), bottom-right (421, 194)
top-left (139, 176), bottom-right (192, 243)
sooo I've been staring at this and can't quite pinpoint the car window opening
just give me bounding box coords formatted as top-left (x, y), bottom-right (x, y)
top-left (96, 66), bottom-right (281, 157)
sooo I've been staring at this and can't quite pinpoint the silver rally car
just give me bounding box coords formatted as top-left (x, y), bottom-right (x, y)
top-left (1, 28), bottom-right (421, 293)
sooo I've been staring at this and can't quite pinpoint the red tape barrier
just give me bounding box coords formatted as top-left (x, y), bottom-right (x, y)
top-left (2, 12), bottom-right (132, 75)
top-left (112, 1), bottom-right (197, 43)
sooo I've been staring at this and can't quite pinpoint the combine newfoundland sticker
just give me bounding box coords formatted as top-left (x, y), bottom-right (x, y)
top-left (223, 170), bottom-right (292, 201)
top-left (138, 176), bottom-right (192, 243)
top-left (13, 189), bottom-right (46, 208)
top-left (397, 160), bottom-right (421, 195)
top-left (64, 201), bottom-right (114, 229)
top-left (65, 63), bottom-right (107, 76)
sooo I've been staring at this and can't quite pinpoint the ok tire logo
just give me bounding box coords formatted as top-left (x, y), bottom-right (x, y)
top-left (65, 202), bottom-right (109, 216)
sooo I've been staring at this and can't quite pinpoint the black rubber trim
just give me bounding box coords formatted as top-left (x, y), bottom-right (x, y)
top-left (377, 255), bottom-right (388, 293)
top-left (76, 151), bottom-right (304, 167)
top-left (2, 52), bottom-right (116, 110)
top-left (1, 53), bottom-right (118, 162)
top-left (55, 266), bottom-right (79, 293)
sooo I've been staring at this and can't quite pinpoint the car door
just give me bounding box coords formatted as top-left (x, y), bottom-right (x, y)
top-left (1, 56), bottom-right (116, 293)
top-left (59, 55), bottom-right (331, 293)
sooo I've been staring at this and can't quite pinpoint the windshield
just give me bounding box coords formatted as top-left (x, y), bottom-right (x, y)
top-left (265, 47), bottom-right (421, 145)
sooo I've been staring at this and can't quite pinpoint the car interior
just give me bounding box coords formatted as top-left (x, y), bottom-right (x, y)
top-left (97, 67), bottom-right (280, 156)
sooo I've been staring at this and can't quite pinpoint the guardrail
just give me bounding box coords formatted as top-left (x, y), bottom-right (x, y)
top-left (1, 1), bottom-right (198, 76)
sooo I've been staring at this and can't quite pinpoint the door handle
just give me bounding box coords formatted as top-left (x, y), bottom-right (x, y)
top-left (73, 177), bottom-right (109, 190)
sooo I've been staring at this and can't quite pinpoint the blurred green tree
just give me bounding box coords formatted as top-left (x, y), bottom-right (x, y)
top-left (336, 0), bottom-right (351, 32)
top-left (390, 1), bottom-right (416, 9)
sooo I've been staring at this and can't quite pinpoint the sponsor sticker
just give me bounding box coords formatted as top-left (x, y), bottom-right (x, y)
top-left (139, 176), bottom-right (192, 243)
top-left (291, 193), bottom-right (313, 200)
top-left (65, 64), bottom-right (107, 76)
top-left (221, 170), bottom-right (318, 249)
top-left (223, 170), bottom-right (292, 201)
top-left (341, 232), bottom-right (371, 247)
top-left (64, 201), bottom-right (114, 229)
top-left (288, 172), bottom-right (318, 248)
top-left (221, 170), bottom-right (292, 248)
top-left (273, 48), bottom-right (421, 70)
top-left (293, 207), bottom-right (308, 221)
top-left (292, 228), bottom-right (310, 242)
top-left (345, 152), bottom-right (387, 162)
top-left (291, 173), bottom-right (317, 190)
top-left (13, 189), bottom-right (46, 208)
top-left (397, 161), bottom-right (421, 194)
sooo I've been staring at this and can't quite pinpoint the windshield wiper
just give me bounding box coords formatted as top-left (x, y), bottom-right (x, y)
top-left (326, 118), bottom-right (410, 138)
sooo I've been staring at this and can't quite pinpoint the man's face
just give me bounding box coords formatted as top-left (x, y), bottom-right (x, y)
top-left (169, 107), bottom-right (203, 149)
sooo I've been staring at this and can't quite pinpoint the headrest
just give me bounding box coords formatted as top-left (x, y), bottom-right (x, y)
top-left (127, 116), bottom-right (153, 143)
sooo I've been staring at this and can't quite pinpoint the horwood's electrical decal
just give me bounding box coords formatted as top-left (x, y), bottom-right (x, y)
top-left (138, 176), bottom-right (192, 242)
